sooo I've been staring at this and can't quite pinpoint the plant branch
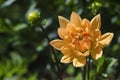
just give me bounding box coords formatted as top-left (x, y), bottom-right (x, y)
top-left (87, 56), bottom-right (90, 80)
top-left (82, 65), bottom-right (86, 80)
top-left (39, 24), bottom-right (62, 80)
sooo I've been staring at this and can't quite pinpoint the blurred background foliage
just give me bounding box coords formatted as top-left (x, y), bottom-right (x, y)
top-left (0, 0), bottom-right (120, 80)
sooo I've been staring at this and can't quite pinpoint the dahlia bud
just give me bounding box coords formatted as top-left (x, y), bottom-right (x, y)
top-left (27, 11), bottom-right (40, 25)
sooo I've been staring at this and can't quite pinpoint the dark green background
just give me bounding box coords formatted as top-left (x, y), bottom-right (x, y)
top-left (0, 0), bottom-right (120, 80)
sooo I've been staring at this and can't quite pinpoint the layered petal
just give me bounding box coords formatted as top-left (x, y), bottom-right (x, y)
top-left (61, 46), bottom-right (73, 55)
top-left (99, 33), bottom-right (114, 47)
top-left (90, 14), bottom-right (101, 31)
top-left (82, 18), bottom-right (90, 29)
top-left (91, 47), bottom-right (103, 60)
top-left (73, 57), bottom-right (86, 67)
top-left (58, 16), bottom-right (69, 28)
top-left (92, 30), bottom-right (101, 48)
top-left (66, 23), bottom-right (76, 33)
top-left (74, 50), bottom-right (89, 57)
top-left (61, 55), bottom-right (73, 63)
top-left (70, 12), bottom-right (82, 26)
top-left (58, 28), bottom-right (70, 41)
top-left (94, 29), bottom-right (101, 39)
top-left (50, 39), bottom-right (66, 50)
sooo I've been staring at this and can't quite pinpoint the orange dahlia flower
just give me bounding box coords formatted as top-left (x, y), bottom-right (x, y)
top-left (50, 12), bottom-right (113, 67)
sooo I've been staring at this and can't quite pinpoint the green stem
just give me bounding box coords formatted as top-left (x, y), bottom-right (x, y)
top-left (82, 66), bottom-right (86, 80)
top-left (39, 24), bottom-right (62, 80)
top-left (87, 57), bottom-right (90, 80)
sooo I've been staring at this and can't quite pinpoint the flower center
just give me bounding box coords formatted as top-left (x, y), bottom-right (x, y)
top-left (70, 27), bottom-right (92, 52)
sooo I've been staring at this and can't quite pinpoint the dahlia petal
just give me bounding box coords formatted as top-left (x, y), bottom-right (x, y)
top-left (66, 23), bottom-right (76, 32)
top-left (91, 47), bottom-right (103, 60)
top-left (90, 14), bottom-right (101, 31)
top-left (61, 46), bottom-right (73, 55)
top-left (73, 57), bottom-right (86, 67)
top-left (58, 16), bottom-right (69, 28)
top-left (75, 50), bottom-right (89, 57)
top-left (99, 33), bottom-right (114, 47)
top-left (92, 30), bottom-right (101, 48)
top-left (83, 51), bottom-right (90, 56)
top-left (94, 29), bottom-right (101, 39)
top-left (58, 28), bottom-right (69, 40)
top-left (82, 18), bottom-right (90, 28)
top-left (74, 50), bottom-right (83, 56)
top-left (50, 39), bottom-right (66, 50)
top-left (70, 12), bottom-right (82, 26)
top-left (61, 55), bottom-right (73, 63)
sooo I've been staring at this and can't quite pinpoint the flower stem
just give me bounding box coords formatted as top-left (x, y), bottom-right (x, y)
top-left (39, 24), bottom-right (62, 79)
top-left (82, 66), bottom-right (86, 80)
top-left (87, 56), bottom-right (90, 80)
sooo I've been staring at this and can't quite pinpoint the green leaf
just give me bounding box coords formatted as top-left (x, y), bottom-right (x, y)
top-left (27, 73), bottom-right (38, 80)
top-left (13, 23), bottom-right (27, 31)
top-left (41, 19), bottom-right (46, 25)
top-left (0, 0), bottom-right (16, 8)
top-left (10, 52), bottom-right (22, 65)
top-left (66, 65), bottom-right (74, 75)
top-left (96, 56), bottom-right (105, 73)
top-left (106, 58), bottom-right (118, 73)
top-left (95, 57), bottom-right (118, 79)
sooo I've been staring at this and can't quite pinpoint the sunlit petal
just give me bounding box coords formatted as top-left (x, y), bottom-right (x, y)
top-left (61, 55), bottom-right (73, 63)
top-left (94, 29), bottom-right (101, 39)
top-left (50, 39), bottom-right (66, 50)
top-left (99, 33), bottom-right (114, 47)
top-left (90, 14), bottom-right (101, 31)
top-left (82, 18), bottom-right (90, 29)
top-left (83, 51), bottom-right (90, 56)
top-left (70, 12), bottom-right (82, 26)
top-left (58, 16), bottom-right (69, 28)
top-left (91, 47), bottom-right (103, 60)
top-left (74, 50), bottom-right (89, 57)
top-left (73, 57), bottom-right (86, 67)
top-left (66, 23), bottom-right (76, 33)
top-left (61, 46), bottom-right (73, 55)
top-left (92, 30), bottom-right (101, 48)
top-left (58, 28), bottom-right (71, 41)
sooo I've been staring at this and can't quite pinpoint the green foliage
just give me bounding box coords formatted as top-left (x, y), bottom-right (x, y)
top-left (88, 1), bottom-right (102, 15)
top-left (94, 57), bottom-right (118, 80)
top-left (0, 0), bottom-right (120, 80)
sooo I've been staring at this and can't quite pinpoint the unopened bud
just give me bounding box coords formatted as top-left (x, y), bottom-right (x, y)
top-left (27, 11), bottom-right (40, 25)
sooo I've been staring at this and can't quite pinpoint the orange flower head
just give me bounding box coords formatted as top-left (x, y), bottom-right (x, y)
top-left (50, 12), bottom-right (113, 67)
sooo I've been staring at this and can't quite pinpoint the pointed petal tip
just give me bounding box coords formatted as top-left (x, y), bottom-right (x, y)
top-left (108, 32), bottom-right (114, 40)
top-left (49, 40), bottom-right (55, 47)
top-left (90, 13), bottom-right (101, 30)
top-left (60, 55), bottom-right (73, 63)
top-left (109, 33), bottom-right (114, 39)
top-left (58, 16), bottom-right (63, 19)
top-left (111, 33), bottom-right (114, 37)
top-left (70, 11), bottom-right (82, 26)
top-left (58, 16), bottom-right (69, 28)
top-left (49, 39), bottom-right (65, 50)
top-left (71, 11), bottom-right (77, 14)
top-left (71, 11), bottom-right (79, 17)
top-left (93, 14), bottom-right (101, 18)
top-left (58, 16), bottom-right (65, 21)
top-left (99, 32), bottom-right (114, 47)
top-left (94, 13), bottom-right (101, 20)
top-left (49, 41), bottom-right (53, 45)
top-left (96, 14), bottom-right (101, 17)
